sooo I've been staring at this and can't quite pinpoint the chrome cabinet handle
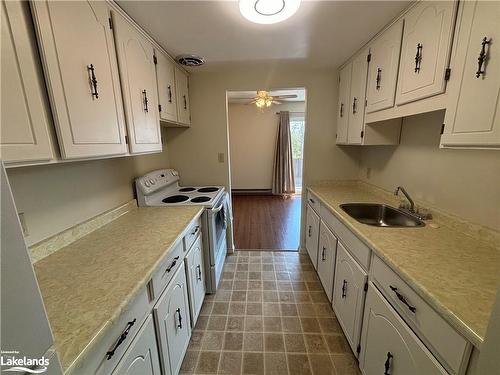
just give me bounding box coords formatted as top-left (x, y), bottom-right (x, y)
top-left (142, 90), bottom-right (149, 112)
top-left (167, 85), bottom-right (172, 103)
top-left (106, 318), bottom-right (136, 360)
top-left (414, 43), bottom-right (423, 73)
top-left (384, 352), bottom-right (393, 375)
top-left (87, 64), bottom-right (99, 99)
top-left (176, 308), bottom-right (183, 329)
top-left (376, 68), bottom-right (382, 90)
top-left (196, 265), bottom-right (202, 281)
top-left (341, 280), bottom-right (347, 298)
top-left (476, 37), bottom-right (490, 78)
top-left (166, 256), bottom-right (180, 273)
top-left (389, 285), bottom-right (416, 313)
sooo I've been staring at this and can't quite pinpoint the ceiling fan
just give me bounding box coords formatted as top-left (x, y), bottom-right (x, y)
top-left (248, 90), bottom-right (298, 108)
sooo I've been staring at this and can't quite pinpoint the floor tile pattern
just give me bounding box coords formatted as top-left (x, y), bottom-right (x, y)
top-left (180, 251), bottom-right (361, 375)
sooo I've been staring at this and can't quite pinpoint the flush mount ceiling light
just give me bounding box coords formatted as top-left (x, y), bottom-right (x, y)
top-left (239, 0), bottom-right (301, 24)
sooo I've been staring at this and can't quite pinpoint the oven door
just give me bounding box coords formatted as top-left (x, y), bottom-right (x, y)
top-left (207, 193), bottom-right (228, 265)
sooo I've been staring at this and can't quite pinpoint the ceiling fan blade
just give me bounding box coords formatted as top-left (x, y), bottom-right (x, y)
top-left (274, 94), bottom-right (298, 99)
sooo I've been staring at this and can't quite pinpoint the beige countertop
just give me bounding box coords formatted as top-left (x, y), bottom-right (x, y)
top-left (34, 205), bottom-right (204, 372)
top-left (308, 182), bottom-right (500, 349)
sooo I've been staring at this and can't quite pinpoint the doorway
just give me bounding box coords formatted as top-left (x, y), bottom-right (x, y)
top-left (226, 88), bottom-right (306, 251)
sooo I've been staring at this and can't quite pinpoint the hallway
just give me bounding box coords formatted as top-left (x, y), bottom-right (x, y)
top-left (179, 251), bottom-right (360, 375)
top-left (232, 195), bottom-right (302, 251)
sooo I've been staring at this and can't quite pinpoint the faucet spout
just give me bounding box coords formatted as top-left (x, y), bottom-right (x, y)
top-left (394, 186), bottom-right (415, 212)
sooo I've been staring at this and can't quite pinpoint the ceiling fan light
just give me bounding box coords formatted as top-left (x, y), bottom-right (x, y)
top-left (239, 0), bottom-right (301, 24)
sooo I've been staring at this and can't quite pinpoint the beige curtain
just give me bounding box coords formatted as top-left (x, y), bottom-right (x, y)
top-left (272, 111), bottom-right (295, 197)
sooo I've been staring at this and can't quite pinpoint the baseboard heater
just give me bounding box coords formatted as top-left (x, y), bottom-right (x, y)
top-left (232, 189), bottom-right (272, 195)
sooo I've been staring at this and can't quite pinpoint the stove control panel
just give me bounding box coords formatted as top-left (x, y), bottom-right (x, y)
top-left (136, 169), bottom-right (179, 196)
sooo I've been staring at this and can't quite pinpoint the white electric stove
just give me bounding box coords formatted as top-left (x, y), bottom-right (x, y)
top-left (135, 169), bottom-right (229, 293)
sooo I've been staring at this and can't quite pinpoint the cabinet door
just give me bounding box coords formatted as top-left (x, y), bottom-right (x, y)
top-left (112, 315), bottom-right (161, 375)
top-left (366, 19), bottom-right (404, 113)
top-left (113, 12), bottom-right (162, 154)
top-left (332, 242), bottom-right (367, 355)
top-left (1, 1), bottom-right (54, 164)
top-left (154, 265), bottom-right (191, 375)
top-left (336, 63), bottom-right (352, 144)
top-left (359, 284), bottom-right (448, 375)
top-left (155, 51), bottom-right (178, 123)
top-left (347, 49), bottom-right (369, 144)
top-left (305, 205), bottom-right (320, 270)
top-left (441, 0), bottom-right (500, 148)
top-left (30, 1), bottom-right (128, 159)
top-left (185, 236), bottom-right (206, 326)
top-left (175, 67), bottom-right (191, 125)
top-left (396, 1), bottom-right (457, 105)
top-left (317, 222), bottom-right (337, 302)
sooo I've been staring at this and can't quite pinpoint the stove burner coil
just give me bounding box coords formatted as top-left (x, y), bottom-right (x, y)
top-left (198, 187), bottom-right (218, 193)
top-left (191, 196), bottom-right (211, 203)
top-left (162, 195), bottom-right (189, 203)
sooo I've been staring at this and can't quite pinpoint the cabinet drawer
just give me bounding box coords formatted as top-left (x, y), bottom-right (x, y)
top-left (184, 218), bottom-right (201, 253)
top-left (319, 206), bottom-right (370, 270)
top-left (87, 287), bottom-right (150, 375)
top-left (151, 240), bottom-right (184, 300)
top-left (360, 283), bottom-right (448, 375)
top-left (372, 255), bottom-right (470, 374)
top-left (306, 190), bottom-right (321, 214)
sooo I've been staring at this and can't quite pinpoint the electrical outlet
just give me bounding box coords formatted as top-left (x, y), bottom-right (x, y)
top-left (366, 167), bottom-right (372, 179)
top-left (18, 212), bottom-right (29, 237)
top-left (218, 153), bottom-right (225, 163)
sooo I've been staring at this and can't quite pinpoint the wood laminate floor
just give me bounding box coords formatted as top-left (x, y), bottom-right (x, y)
top-left (232, 195), bottom-right (301, 251)
top-left (179, 251), bottom-right (361, 375)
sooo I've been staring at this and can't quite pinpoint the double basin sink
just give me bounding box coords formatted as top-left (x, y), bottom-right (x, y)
top-left (340, 203), bottom-right (425, 228)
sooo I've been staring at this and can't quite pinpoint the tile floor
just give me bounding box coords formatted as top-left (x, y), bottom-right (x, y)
top-left (180, 251), bottom-right (361, 375)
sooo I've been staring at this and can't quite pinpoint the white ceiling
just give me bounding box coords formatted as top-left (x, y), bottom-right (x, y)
top-left (227, 89), bottom-right (306, 103)
top-left (118, 0), bottom-right (410, 72)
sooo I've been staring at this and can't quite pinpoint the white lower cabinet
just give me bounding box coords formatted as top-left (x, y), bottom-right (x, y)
top-left (185, 235), bottom-right (206, 327)
top-left (332, 241), bottom-right (367, 355)
top-left (154, 264), bottom-right (191, 375)
top-left (305, 205), bottom-right (320, 269)
top-left (317, 222), bottom-right (337, 302)
top-left (112, 315), bottom-right (161, 375)
top-left (359, 283), bottom-right (448, 375)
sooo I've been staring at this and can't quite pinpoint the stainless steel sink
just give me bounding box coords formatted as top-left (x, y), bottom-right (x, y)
top-left (340, 203), bottom-right (425, 227)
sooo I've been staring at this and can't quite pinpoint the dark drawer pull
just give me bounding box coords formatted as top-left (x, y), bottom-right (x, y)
top-left (321, 246), bottom-right (326, 261)
top-left (167, 85), bottom-right (172, 103)
top-left (384, 352), bottom-right (393, 375)
top-left (309, 198), bottom-right (315, 204)
top-left (106, 318), bottom-right (136, 360)
top-left (196, 265), bottom-right (202, 281)
top-left (308, 225), bottom-right (312, 237)
top-left (341, 280), bottom-right (347, 298)
top-left (166, 256), bottom-right (180, 273)
top-left (191, 225), bottom-right (200, 236)
top-left (389, 285), bottom-right (416, 313)
top-left (176, 308), bottom-right (183, 329)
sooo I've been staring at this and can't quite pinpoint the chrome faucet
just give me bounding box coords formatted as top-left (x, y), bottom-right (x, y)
top-left (394, 186), bottom-right (415, 212)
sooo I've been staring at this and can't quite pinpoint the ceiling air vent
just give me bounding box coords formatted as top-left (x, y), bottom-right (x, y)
top-left (175, 54), bottom-right (205, 67)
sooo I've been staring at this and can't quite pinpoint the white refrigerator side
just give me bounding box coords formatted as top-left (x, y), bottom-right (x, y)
top-left (1, 162), bottom-right (62, 374)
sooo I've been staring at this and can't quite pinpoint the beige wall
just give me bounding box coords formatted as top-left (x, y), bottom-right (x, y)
top-left (359, 110), bottom-right (500, 231)
top-left (7, 128), bottom-right (170, 246)
top-left (228, 101), bottom-right (305, 190)
top-left (166, 67), bottom-right (360, 190)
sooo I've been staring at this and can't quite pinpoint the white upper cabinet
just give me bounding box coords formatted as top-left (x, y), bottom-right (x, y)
top-left (396, 1), bottom-right (457, 105)
top-left (366, 19), bottom-right (404, 113)
top-left (155, 50), bottom-right (178, 124)
top-left (1, 1), bottom-right (54, 164)
top-left (112, 12), bottom-right (162, 154)
top-left (347, 49), bottom-right (370, 144)
top-left (175, 67), bottom-right (191, 126)
top-left (30, 1), bottom-right (128, 160)
top-left (441, 0), bottom-right (500, 148)
top-left (336, 63), bottom-right (352, 144)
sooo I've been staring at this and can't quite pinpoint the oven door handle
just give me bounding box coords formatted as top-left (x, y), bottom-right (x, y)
top-left (210, 203), bottom-right (225, 214)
